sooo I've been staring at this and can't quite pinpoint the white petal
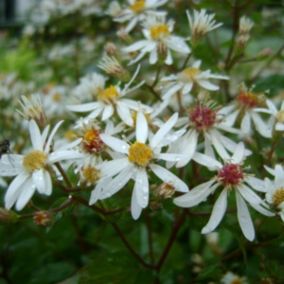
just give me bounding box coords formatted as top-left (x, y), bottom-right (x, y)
top-left (100, 166), bottom-right (133, 199)
top-left (4, 173), bottom-right (29, 209)
top-left (43, 170), bottom-right (52, 195)
top-left (101, 105), bottom-right (114, 121)
top-left (67, 102), bottom-right (100, 112)
top-left (166, 36), bottom-right (191, 54)
top-left (29, 120), bottom-right (43, 150)
top-left (231, 143), bottom-right (245, 164)
top-left (136, 111), bottom-right (148, 143)
top-left (44, 120), bottom-right (64, 153)
top-left (149, 48), bottom-right (158, 64)
top-left (150, 164), bottom-right (189, 192)
top-left (238, 184), bottom-right (264, 205)
top-left (32, 169), bottom-right (46, 194)
top-left (251, 112), bottom-right (272, 138)
top-left (100, 134), bottom-right (129, 154)
top-left (123, 40), bottom-right (149, 53)
top-left (100, 158), bottom-right (130, 177)
top-left (15, 181), bottom-right (36, 211)
top-left (236, 191), bottom-right (255, 241)
top-left (192, 152), bottom-right (222, 170)
top-left (197, 80), bottom-right (219, 91)
top-left (156, 153), bottom-right (183, 162)
top-left (150, 113), bottom-right (178, 148)
top-left (176, 131), bottom-right (198, 168)
top-left (245, 176), bottom-right (266, 192)
top-left (249, 202), bottom-right (274, 217)
top-left (116, 102), bottom-right (133, 126)
top-left (241, 112), bottom-right (252, 136)
top-left (133, 169), bottom-right (149, 208)
top-left (48, 150), bottom-right (84, 163)
top-left (131, 188), bottom-right (143, 220)
top-left (201, 189), bottom-right (228, 234)
top-left (174, 180), bottom-right (217, 207)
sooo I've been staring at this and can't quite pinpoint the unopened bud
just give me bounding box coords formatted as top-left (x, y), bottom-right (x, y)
top-left (154, 182), bottom-right (176, 199)
top-left (105, 42), bottom-right (117, 56)
top-left (0, 208), bottom-right (19, 223)
top-left (257, 48), bottom-right (272, 58)
top-left (33, 211), bottom-right (52, 226)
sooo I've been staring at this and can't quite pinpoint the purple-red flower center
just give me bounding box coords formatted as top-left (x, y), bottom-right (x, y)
top-left (189, 105), bottom-right (216, 131)
top-left (218, 163), bottom-right (244, 186)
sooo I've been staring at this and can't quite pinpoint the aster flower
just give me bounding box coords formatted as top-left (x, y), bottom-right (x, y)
top-left (255, 99), bottom-right (284, 132)
top-left (169, 102), bottom-right (243, 167)
top-left (221, 271), bottom-right (248, 284)
top-left (89, 111), bottom-right (189, 219)
top-left (68, 66), bottom-right (146, 126)
top-left (174, 143), bottom-right (273, 241)
top-left (0, 120), bottom-right (83, 211)
top-left (265, 165), bottom-right (284, 221)
top-left (123, 13), bottom-right (190, 65)
top-left (161, 60), bottom-right (229, 100)
top-left (110, 0), bottom-right (168, 33)
top-left (220, 87), bottom-right (272, 138)
top-left (186, 9), bottom-right (222, 42)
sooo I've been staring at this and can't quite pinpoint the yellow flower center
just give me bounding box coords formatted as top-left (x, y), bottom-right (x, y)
top-left (150, 24), bottom-right (170, 40)
top-left (82, 166), bottom-right (101, 184)
top-left (52, 92), bottom-right (62, 102)
top-left (82, 128), bottom-right (104, 154)
top-left (130, 0), bottom-right (145, 13)
top-left (276, 111), bottom-right (284, 123)
top-left (128, 142), bottom-right (153, 167)
top-left (272, 187), bottom-right (284, 207)
top-left (179, 67), bottom-right (201, 82)
top-left (97, 86), bottom-right (119, 103)
top-left (23, 150), bottom-right (47, 173)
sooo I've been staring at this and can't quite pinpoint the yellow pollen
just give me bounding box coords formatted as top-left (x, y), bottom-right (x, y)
top-left (128, 142), bottom-right (153, 167)
top-left (180, 67), bottom-right (201, 81)
top-left (83, 129), bottom-right (99, 143)
top-left (97, 86), bottom-right (119, 103)
top-left (130, 0), bottom-right (145, 13)
top-left (272, 187), bottom-right (284, 207)
top-left (276, 111), bottom-right (284, 123)
top-left (150, 24), bottom-right (170, 40)
top-left (82, 166), bottom-right (101, 184)
top-left (23, 150), bottom-right (47, 173)
top-left (52, 92), bottom-right (62, 102)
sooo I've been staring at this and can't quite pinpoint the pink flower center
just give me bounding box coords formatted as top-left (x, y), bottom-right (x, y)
top-left (218, 164), bottom-right (244, 186)
top-left (189, 105), bottom-right (216, 131)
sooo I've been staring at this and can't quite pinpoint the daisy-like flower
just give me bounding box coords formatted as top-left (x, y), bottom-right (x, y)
top-left (255, 99), bottom-right (284, 132)
top-left (161, 60), bottom-right (228, 100)
top-left (89, 111), bottom-right (189, 219)
top-left (221, 271), bottom-right (248, 284)
top-left (68, 66), bottom-right (146, 126)
top-left (110, 0), bottom-right (168, 33)
top-left (186, 9), bottom-right (222, 43)
top-left (174, 143), bottom-right (273, 241)
top-left (220, 86), bottom-right (272, 138)
top-left (0, 120), bottom-right (83, 211)
top-left (265, 165), bottom-right (284, 221)
top-left (123, 13), bottom-right (190, 65)
top-left (169, 102), bottom-right (243, 167)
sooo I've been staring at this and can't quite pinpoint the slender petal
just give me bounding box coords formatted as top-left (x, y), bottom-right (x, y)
top-left (100, 134), bottom-right (129, 154)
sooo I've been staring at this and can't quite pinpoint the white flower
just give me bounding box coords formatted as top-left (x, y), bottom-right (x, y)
top-left (265, 164), bottom-right (284, 221)
top-left (89, 111), bottom-right (189, 219)
top-left (220, 88), bottom-right (272, 138)
top-left (68, 66), bottom-right (146, 126)
top-left (221, 271), bottom-right (248, 284)
top-left (111, 0), bottom-right (168, 33)
top-left (239, 16), bottom-right (254, 34)
top-left (169, 102), bottom-right (243, 167)
top-left (255, 99), bottom-right (284, 132)
top-left (123, 13), bottom-right (190, 65)
top-left (186, 9), bottom-right (222, 41)
top-left (161, 60), bottom-right (228, 100)
top-left (174, 143), bottom-right (273, 241)
top-left (0, 120), bottom-right (83, 211)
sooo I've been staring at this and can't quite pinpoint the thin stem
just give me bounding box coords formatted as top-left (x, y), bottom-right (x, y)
top-left (152, 65), bottom-right (162, 88)
top-left (155, 210), bottom-right (187, 271)
top-left (145, 212), bottom-right (155, 265)
top-left (55, 162), bottom-right (73, 189)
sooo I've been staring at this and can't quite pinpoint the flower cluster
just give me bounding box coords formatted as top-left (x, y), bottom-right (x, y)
top-left (1, 1), bottom-right (284, 246)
